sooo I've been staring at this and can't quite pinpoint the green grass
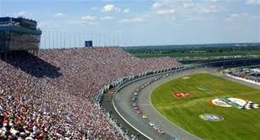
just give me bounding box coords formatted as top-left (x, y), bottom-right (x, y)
top-left (132, 51), bottom-right (260, 58)
top-left (151, 73), bottom-right (260, 140)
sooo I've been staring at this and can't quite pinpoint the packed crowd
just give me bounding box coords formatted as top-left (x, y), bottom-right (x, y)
top-left (177, 55), bottom-right (260, 61)
top-left (0, 47), bottom-right (182, 139)
top-left (9, 33), bottom-right (41, 51)
top-left (223, 68), bottom-right (260, 85)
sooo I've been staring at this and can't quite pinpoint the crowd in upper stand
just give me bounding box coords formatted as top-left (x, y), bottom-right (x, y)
top-left (0, 47), bottom-right (182, 139)
top-left (223, 68), bottom-right (260, 85)
top-left (10, 33), bottom-right (41, 50)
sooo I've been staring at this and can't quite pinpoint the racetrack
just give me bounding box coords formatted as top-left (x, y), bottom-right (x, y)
top-left (114, 68), bottom-right (203, 140)
top-left (113, 67), bottom-right (260, 140)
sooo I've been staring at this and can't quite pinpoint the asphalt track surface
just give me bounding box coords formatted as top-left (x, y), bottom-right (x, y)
top-left (100, 58), bottom-right (260, 140)
top-left (114, 68), bottom-right (205, 140)
top-left (112, 67), bottom-right (260, 140)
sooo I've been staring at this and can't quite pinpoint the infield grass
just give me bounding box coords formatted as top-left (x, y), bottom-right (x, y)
top-left (151, 73), bottom-right (260, 140)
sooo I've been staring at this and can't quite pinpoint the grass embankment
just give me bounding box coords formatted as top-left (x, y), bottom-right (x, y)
top-left (151, 73), bottom-right (260, 140)
top-left (133, 51), bottom-right (260, 58)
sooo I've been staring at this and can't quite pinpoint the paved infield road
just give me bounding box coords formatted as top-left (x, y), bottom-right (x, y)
top-left (114, 67), bottom-right (260, 140)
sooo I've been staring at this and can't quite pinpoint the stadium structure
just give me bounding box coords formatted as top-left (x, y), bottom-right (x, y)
top-left (0, 17), bottom-right (42, 55)
top-left (1, 17), bottom-right (260, 140)
top-left (0, 17), bottom-right (183, 139)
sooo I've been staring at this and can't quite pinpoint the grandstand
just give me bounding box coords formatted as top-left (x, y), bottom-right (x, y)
top-left (0, 17), bottom-right (42, 57)
top-left (0, 46), bottom-right (182, 139)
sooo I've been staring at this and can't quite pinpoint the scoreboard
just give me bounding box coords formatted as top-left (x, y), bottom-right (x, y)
top-left (85, 41), bottom-right (93, 47)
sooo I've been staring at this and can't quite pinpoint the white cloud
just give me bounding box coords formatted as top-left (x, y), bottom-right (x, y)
top-left (224, 13), bottom-right (259, 22)
top-left (81, 15), bottom-right (97, 25)
top-left (99, 4), bottom-right (129, 13)
top-left (200, 5), bottom-right (218, 13)
top-left (102, 4), bottom-right (121, 12)
top-left (211, 0), bottom-right (219, 3)
top-left (246, 0), bottom-right (260, 5)
top-left (100, 16), bottom-right (115, 20)
top-left (151, 0), bottom-right (226, 16)
top-left (18, 11), bottom-right (27, 17)
top-left (132, 18), bottom-right (145, 22)
top-left (13, 11), bottom-right (33, 18)
top-left (81, 15), bottom-right (96, 20)
top-left (225, 13), bottom-right (241, 22)
top-left (54, 13), bottom-right (67, 18)
top-left (151, 2), bottom-right (162, 9)
top-left (118, 17), bottom-right (145, 23)
top-left (151, 1), bottom-right (176, 15)
top-left (122, 8), bottom-right (130, 13)
top-left (156, 8), bottom-right (175, 15)
top-left (14, 11), bottom-right (32, 18)
top-left (231, 13), bottom-right (240, 18)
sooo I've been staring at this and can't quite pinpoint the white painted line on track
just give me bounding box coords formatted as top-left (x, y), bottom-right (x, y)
top-left (147, 71), bottom-right (203, 139)
top-left (112, 96), bottom-right (153, 140)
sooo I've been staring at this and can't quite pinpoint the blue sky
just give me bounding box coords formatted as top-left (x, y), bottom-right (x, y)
top-left (0, 0), bottom-right (260, 47)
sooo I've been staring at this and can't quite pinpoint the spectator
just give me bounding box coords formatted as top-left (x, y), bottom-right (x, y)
top-left (0, 47), bottom-right (183, 139)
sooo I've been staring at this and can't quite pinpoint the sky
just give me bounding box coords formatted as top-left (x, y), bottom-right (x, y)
top-left (0, 0), bottom-right (260, 47)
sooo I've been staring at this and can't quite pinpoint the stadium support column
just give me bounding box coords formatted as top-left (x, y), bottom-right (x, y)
top-left (0, 32), bottom-right (3, 59)
top-left (3, 31), bottom-right (6, 59)
top-left (63, 31), bottom-right (66, 49)
top-left (5, 30), bottom-right (11, 59)
top-left (48, 30), bottom-right (51, 49)
top-left (52, 30), bottom-right (56, 49)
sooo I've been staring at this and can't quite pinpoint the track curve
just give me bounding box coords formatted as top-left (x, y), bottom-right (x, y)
top-left (113, 66), bottom-right (260, 140)
top-left (114, 68), bottom-right (204, 140)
